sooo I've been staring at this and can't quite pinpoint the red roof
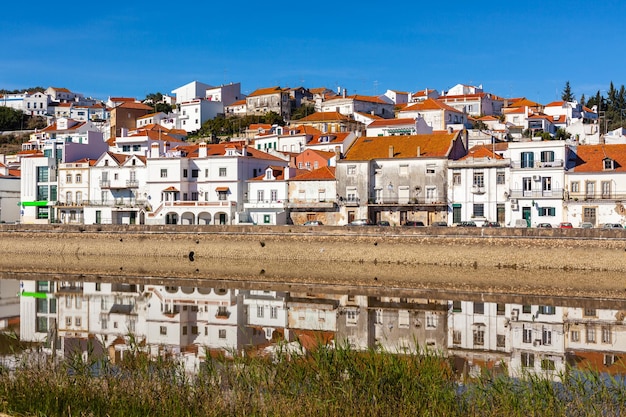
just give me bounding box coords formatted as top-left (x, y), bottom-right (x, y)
top-left (344, 132), bottom-right (458, 160)
top-left (573, 144), bottom-right (626, 173)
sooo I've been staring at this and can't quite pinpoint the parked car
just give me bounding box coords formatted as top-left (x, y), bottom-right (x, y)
top-left (431, 221), bottom-right (448, 227)
top-left (347, 219), bottom-right (372, 226)
top-left (482, 221), bottom-right (501, 227)
top-left (376, 220), bottom-right (391, 226)
top-left (602, 223), bottom-right (623, 229)
top-left (580, 222), bottom-right (594, 229)
top-left (457, 221), bottom-right (477, 227)
top-left (536, 223), bottom-right (552, 228)
top-left (303, 220), bottom-right (323, 226)
top-left (558, 222), bottom-right (573, 229)
top-left (404, 220), bottom-right (425, 227)
top-left (514, 219), bottom-right (529, 228)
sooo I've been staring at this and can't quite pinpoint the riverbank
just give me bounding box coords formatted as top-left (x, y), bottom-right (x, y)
top-left (0, 225), bottom-right (625, 299)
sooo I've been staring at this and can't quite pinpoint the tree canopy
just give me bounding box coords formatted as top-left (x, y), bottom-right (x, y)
top-left (561, 81), bottom-right (574, 102)
top-left (189, 112), bottom-right (285, 142)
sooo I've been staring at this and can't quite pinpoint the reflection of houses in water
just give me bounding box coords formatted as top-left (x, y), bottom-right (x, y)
top-left (16, 279), bottom-right (626, 377)
top-left (564, 306), bottom-right (626, 374)
top-left (368, 296), bottom-right (447, 353)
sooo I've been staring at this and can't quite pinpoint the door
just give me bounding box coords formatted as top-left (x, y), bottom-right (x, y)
top-left (348, 211), bottom-right (355, 223)
top-left (522, 206), bottom-right (531, 227)
top-left (452, 204), bottom-right (462, 224)
top-left (583, 207), bottom-right (596, 226)
top-left (219, 213), bottom-right (227, 225)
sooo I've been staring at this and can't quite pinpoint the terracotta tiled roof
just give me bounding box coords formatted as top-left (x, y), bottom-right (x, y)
top-left (8, 169), bottom-right (21, 177)
top-left (459, 144), bottom-right (506, 160)
top-left (478, 115), bottom-right (499, 121)
top-left (109, 97), bottom-right (136, 102)
top-left (368, 118), bottom-right (416, 127)
top-left (291, 166), bottom-right (336, 181)
top-left (402, 98), bottom-right (462, 113)
top-left (248, 86), bottom-right (283, 97)
top-left (307, 132), bottom-right (351, 145)
top-left (227, 99), bottom-right (246, 106)
top-left (295, 111), bottom-right (350, 122)
top-left (41, 121), bottom-right (86, 132)
top-left (573, 144), bottom-right (626, 172)
top-left (116, 102), bottom-right (153, 111)
top-left (545, 101), bottom-right (565, 107)
top-left (106, 152), bottom-right (128, 165)
top-left (413, 89), bottom-right (436, 97)
top-left (50, 87), bottom-right (71, 92)
top-left (583, 106), bottom-right (597, 113)
top-left (354, 111), bottom-right (384, 119)
top-left (507, 98), bottom-right (542, 108)
top-left (344, 132), bottom-right (458, 160)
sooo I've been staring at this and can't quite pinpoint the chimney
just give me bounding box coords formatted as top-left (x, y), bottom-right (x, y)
top-left (389, 145), bottom-right (394, 158)
top-left (417, 146), bottom-right (421, 157)
top-left (334, 145), bottom-right (341, 160)
top-left (150, 142), bottom-right (160, 158)
top-left (198, 142), bottom-right (207, 158)
top-left (242, 145), bottom-right (248, 156)
top-left (284, 166), bottom-right (293, 180)
top-left (342, 88), bottom-right (346, 98)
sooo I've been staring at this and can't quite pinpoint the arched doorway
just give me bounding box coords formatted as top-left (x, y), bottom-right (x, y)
top-left (198, 212), bottom-right (212, 225)
top-left (181, 212), bottom-right (195, 225)
top-left (165, 212), bottom-right (179, 224)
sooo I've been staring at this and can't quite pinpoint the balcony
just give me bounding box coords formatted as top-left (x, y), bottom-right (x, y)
top-left (243, 199), bottom-right (287, 209)
top-left (508, 188), bottom-right (564, 199)
top-left (471, 186), bottom-right (486, 194)
top-left (287, 198), bottom-right (337, 209)
top-left (566, 192), bottom-right (626, 202)
top-left (367, 196), bottom-right (447, 207)
top-left (100, 180), bottom-right (138, 189)
top-left (511, 159), bottom-right (564, 169)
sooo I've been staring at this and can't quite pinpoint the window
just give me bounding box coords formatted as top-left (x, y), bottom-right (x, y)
top-left (571, 181), bottom-right (579, 193)
top-left (453, 172), bottom-right (461, 185)
top-left (542, 327), bottom-right (552, 345)
top-left (497, 304), bottom-right (505, 315)
top-left (182, 326), bottom-right (187, 335)
top-left (523, 325), bottom-right (533, 343)
top-left (453, 330), bottom-right (462, 344)
top-left (183, 169), bottom-right (188, 178)
top-left (541, 151), bottom-right (555, 163)
top-left (473, 329), bottom-right (485, 346)
top-left (66, 191), bottom-right (72, 204)
top-left (257, 305), bottom-right (264, 318)
top-left (160, 326), bottom-right (167, 335)
top-left (37, 207), bottom-right (49, 219)
top-left (219, 329), bottom-right (226, 339)
top-left (66, 173), bottom-right (72, 183)
top-left (586, 326), bottom-right (596, 343)
top-left (398, 310), bottom-right (410, 328)
top-left (75, 317), bottom-right (82, 327)
top-left (604, 158), bottom-right (615, 170)
top-left (270, 306), bottom-right (278, 319)
top-left (191, 192), bottom-right (198, 201)
top-left (101, 318), bottom-right (108, 330)
top-left (523, 177), bottom-right (532, 192)
top-left (132, 145), bottom-right (140, 152)
top-left (473, 171), bottom-right (484, 187)
top-left (522, 305), bottom-right (532, 314)
top-left (496, 171), bottom-right (505, 184)
top-left (521, 151), bottom-right (534, 168)
top-left (192, 326), bottom-right (198, 335)
top-left (347, 165), bottom-right (356, 175)
top-left (452, 301), bottom-right (462, 312)
top-left (426, 165), bottom-right (435, 174)
top-left (346, 310), bottom-right (357, 326)
top-left (122, 145), bottom-right (130, 152)
top-left (497, 334), bottom-right (506, 347)
top-left (425, 312), bottom-right (438, 328)
top-left (270, 190), bottom-right (278, 202)
top-left (192, 169), bottom-right (199, 178)
top-left (473, 203), bottom-right (484, 218)
top-left (541, 359), bottom-right (555, 371)
top-left (602, 326), bottom-right (611, 344)
top-left (257, 190), bottom-right (264, 202)
top-left (474, 302), bottom-right (484, 315)
top-left (521, 352), bottom-right (534, 368)
top-left (346, 188), bottom-right (357, 202)
top-left (75, 173), bottom-right (81, 183)
top-left (75, 297), bottom-right (82, 309)
top-left (66, 316), bottom-right (72, 327)
top-left (601, 181), bottom-right (611, 198)
top-left (160, 169), bottom-right (167, 178)
top-left (539, 207), bottom-right (556, 216)
top-left (218, 191), bottom-right (227, 201)
top-left (219, 167), bottom-right (227, 177)
top-left (584, 308), bottom-right (596, 317)
top-left (604, 354), bottom-right (616, 366)
top-left (586, 181), bottom-right (595, 198)
top-left (539, 305), bottom-right (555, 315)
top-left (263, 214), bottom-right (271, 224)
top-left (37, 185), bottom-right (49, 201)
top-left (37, 166), bottom-right (49, 182)
top-left (571, 330), bottom-right (580, 342)
top-left (542, 177), bottom-right (552, 192)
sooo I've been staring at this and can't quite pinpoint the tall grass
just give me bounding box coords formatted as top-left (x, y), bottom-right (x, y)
top-left (0, 339), bottom-right (625, 417)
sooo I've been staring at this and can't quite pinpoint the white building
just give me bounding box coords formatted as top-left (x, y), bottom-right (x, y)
top-left (507, 140), bottom-right (567, 227)
top-left (398, 98), bottom-right (468, 131)
top-left (244, 166), bottom-right (295, 225)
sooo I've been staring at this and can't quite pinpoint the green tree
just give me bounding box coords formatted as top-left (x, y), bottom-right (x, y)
top-left (0, 107), bottom-right (24, 130)
top-left (579, 94), bottom-right (586, 107)
top-left (291, 104), bottom-right (316, 120)
top-left (554, 128), bottom-right (571, 141)
top-left (144, 92), bottom-right (173, 114)
top-left (561, 81), bottom-right (574, 102)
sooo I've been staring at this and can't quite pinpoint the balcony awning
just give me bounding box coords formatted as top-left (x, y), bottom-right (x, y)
top-left (215, 187), bottom-right (229, 192)
top-left (163, 186), bottom-right (179, 192)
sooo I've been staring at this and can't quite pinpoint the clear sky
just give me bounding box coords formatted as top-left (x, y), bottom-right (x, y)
top-left (2, 1), bottom-right (625, 105)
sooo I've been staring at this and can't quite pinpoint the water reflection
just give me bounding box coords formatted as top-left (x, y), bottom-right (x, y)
top-left (7, 277), bottom-right (626, 379)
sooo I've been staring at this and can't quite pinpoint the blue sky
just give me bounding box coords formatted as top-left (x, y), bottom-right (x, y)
top-left (2, 1), bottom-right (625, 105)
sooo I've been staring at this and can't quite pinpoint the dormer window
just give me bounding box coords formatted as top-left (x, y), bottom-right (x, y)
top-left (603, 158), bottom-right (615, 171)
top-left (265, 169), bottom-right (273, 180)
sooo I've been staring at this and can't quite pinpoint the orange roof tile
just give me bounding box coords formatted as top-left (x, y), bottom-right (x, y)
top-left (344, 132), bottom-right (458, 160)
top-left (459, 144), bottom-right (505, 160)
top-left (116, 102), bottom-right (153, 111)
top-left (573, 144), bottom-right (626, 172)
top-left (292, 166), bottom-right (336, 181)
top-left (296, 111), bottom-right (349, 122)
top-left (507, 98), bottom-right (542, 108)
top-left (248, 86), bottom-right (284, 97)
top-left (545, 101), bottom-right (565, 107)
top-left (402, 98), bottom-right (462, 113)
top-left (368, 118), bottom-right (416, 127)
top-left (478, 115), bottom-right (499, 121)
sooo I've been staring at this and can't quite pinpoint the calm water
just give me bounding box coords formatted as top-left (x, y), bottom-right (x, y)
top-left (5, 274), bottom-right (626, 379)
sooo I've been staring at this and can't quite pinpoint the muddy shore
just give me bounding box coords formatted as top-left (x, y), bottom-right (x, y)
top-left (0, 227), bottom-right (625, 300)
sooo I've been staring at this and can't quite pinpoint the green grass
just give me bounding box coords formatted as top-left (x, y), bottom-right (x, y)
top-left (0, 340), bottom-right (625, 417)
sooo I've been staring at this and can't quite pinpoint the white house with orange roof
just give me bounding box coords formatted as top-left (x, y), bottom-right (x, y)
top-left (294, 148), bottom-right (338, 170)
top-left (502, 98), bottom-right (544, 138)
top-left (353, 111), bottom-right (382, 127)
top-left (252, 125), bottom-right (313, 154)
top-left (85, 152), bottom-right (148, 225)
top-left (112, 124), bottom-right (185, 157)
top-left (564, 143), bottom-right (626, 227)
top-left (320, 94), bottom-right (395, 119)
top-left (409, 88), bottom-right (439, 102)
top-left (287, 166), bottom-right (339, 225)
top-left (305, 131), bottom-right (357, 155)
top-left (70, 102), bottom-right (108, 122)
top-left (0, 90), bottom-right (49, 116)
top-left (145, 142), bottom-right (287, 225)
top-left (447, 143), bottom-right (511, 226)
top-left (224, 99), bottom-right (247, 117)
top-left (337, 131), bottom-right (468, 226)
top-left (244, 166), bottom-right (302, 225)
top-left (381, 89), bottom-right (409, 105)
top-left (438, 91), bottom-right (504, 116)
top-left (245, 86), bottom-right (291, 120)
top-left (398, 98), bottom-right (468, 131)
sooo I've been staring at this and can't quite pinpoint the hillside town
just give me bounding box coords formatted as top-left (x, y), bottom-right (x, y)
top-left (1, 81), bottom-right (625, 228)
